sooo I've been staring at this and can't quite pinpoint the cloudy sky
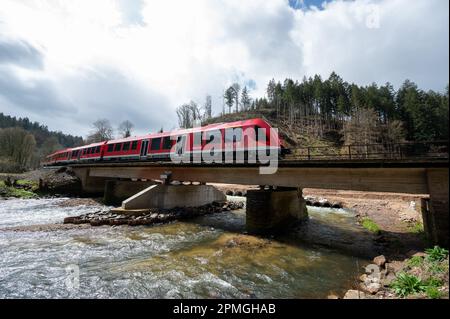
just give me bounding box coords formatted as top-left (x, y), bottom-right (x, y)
top-left (0, 0), bottom-right (448, 137)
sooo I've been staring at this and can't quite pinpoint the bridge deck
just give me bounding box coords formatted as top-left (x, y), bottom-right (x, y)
top-left (67, 158), bottom-right (449, 169)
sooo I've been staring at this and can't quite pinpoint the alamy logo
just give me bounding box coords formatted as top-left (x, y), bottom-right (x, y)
top-left (169, 127), bottom-right (280, 174)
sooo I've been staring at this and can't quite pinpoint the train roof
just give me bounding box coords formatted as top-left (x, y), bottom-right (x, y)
top-left (105, 135), bottom-right (149, 144)
top-left (47, 118), bottom-right (271, 156)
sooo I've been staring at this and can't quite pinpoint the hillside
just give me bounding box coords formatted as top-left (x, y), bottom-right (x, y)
top-left (0, 113), bottom-right (84, 172)
top-left (0, 113), bottom-right (83, 148)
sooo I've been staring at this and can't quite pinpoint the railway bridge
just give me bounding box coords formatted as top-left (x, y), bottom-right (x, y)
top-left (69, 156), bottom-right (449, 247)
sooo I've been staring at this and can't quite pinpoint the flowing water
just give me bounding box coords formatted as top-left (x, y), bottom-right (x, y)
top-left (0, 197), bottom-right (377, 299)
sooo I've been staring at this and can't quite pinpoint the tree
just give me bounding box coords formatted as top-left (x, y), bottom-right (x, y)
top-left (41, 136), bottom-right (62, 157)
top-left (204, 95), bottom-right (212, 120)
top-left (87, 119), bottom-right (114, 143)
top-left (176, 101), bottom-right (201, 128)
top-left (231, 83), bottom-right (241, 112)
top-left (0, 127), bottom-right (36, 171)
top-left (267, 79), bottom-right (276, 103)
top-left (342, 108), bottom-right (380, 146)
top-left (118, 120), bottom-right (134, 138)
top-left (224, 88), bottom-right (235, 114)
top-left (241, 86), bottom-right (251, 111)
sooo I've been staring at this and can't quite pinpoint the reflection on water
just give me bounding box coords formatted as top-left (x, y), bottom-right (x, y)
top-left (0, 198), bottom-right (375, 298)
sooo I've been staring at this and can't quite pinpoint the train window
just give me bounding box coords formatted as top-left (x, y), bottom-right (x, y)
top-left (254, 126), bottom-right (262, 141)
top-left (225, 128), bottom-right (242, 142)
top-left (107, 144), bottom-right (114, 152)
top-left (162, 137), bottom-right (172, 149)
top-left (151, 138), bottom-right (162, 151)
top-left (131, 141), bottom-right (138, 150)
top-left (123, 142), bottom-right (130, 151)
top-left (114, 143), bottom-right (122, 152)
top-left (95, 146), bottom-right (100, 153)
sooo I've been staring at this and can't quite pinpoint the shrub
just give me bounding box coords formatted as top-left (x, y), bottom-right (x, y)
top-left (390, 273), bottom-right (426, 297)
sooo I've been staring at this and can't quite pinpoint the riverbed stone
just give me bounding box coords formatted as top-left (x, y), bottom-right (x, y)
top-left (373, 255), bottom-right (387, 267)
top-left (343, 290), bottom-right (366, 299)
top-left (385, 261), bottom-right (403, 274)
top-left (365, 282), bottom-right (382, 294)
top-left (359, 274), bottom-right (368, 282)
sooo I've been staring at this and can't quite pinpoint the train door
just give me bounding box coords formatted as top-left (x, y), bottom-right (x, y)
top-left (140, 140), bottom-right (149, 159)
top-left (175, 135), bottom-right (187, 156)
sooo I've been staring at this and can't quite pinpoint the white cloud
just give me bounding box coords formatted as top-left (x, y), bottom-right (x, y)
top-left (0, 0), bottom-right (448, 137)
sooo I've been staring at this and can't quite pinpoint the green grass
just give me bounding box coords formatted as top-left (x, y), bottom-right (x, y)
top-left (0, 179), bottom-right (37, 198)
top-left (361, 217), bottom-right (381, 234)
top-left (390, 272), bottom-right (426, 297)
top-left (408, 222), bottom-right (424, 234)
top-left (425, 286), bottom-right (442, 299)
top-left (391, 247), bottom-right (449, 299)
top-left (407, 256), bottom-right (424, 268)
top-left (425, 246), bottom-right (449, 262)
top-left (427, 261), bottom-right (447, 274)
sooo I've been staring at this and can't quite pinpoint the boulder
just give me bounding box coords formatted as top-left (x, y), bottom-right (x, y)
top-left (385, 261), bottom-right (403, 275)
top-left (327, 295), bottom-right (339, 299)
top-left (373, 255), bottom-right (387, 267)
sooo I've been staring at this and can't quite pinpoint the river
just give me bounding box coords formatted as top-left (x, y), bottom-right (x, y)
top-left (0, 197), bottom-right (377, 298)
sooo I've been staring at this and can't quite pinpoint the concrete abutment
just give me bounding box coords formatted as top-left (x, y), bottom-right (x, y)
top-left (121, 184), bottom-right (227, 210)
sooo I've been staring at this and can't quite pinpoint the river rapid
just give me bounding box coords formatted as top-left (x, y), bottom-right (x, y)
top-left (0, 197), bottom-right (377, 298)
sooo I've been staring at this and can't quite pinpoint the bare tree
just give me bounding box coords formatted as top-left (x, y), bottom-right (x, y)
top-left (231, 83), bottom-right (241, 112)
top-left (176, 101), bottom-right (201, 128)
top-left (41, 136), bottom-right (62, 157)
top-left (118, 120), bottom-right (134, 138)
top-left (87, 119), bottom-right (114, 143)
top-left (204, 95), bottom-right (212, 120)
top-left (0, 127), bottom-right (36, 171)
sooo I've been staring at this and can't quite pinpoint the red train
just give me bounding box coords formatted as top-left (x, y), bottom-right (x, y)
top-left (44, 118), bottom-right (289, 166)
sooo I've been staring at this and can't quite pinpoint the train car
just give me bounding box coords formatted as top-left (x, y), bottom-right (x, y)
top-left (102, 136), bottom-right (149, 161)
top-left (164, 118), bottom-right (285, 160)
top-left (43, 118), bottom-right (288, 166)
top-left (78, 141), bottom-right (107, 162)
top-left (44, 148), bottom-right (72, 166)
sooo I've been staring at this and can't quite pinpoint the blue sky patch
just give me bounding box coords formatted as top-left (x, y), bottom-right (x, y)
top-left (288, 0), bottom-right (334, 10)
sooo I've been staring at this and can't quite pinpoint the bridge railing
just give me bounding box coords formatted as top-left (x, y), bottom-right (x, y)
top-left (286, 140), bottom-right (449, 161)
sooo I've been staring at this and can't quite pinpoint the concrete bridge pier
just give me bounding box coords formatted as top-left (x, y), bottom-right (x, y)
top-left (424, 168), bottom-right (449, 247)
top-left (76, 167), bottom-right (110, 195)
top-left (246, 187), bottom-right (308, 235)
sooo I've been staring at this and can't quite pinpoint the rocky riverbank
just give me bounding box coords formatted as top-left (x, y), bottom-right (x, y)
top-left (0, 167), bottom-right (81, 198)
top-left (63, 201), bottom-right (244, 227)
top-left (342, 247), bottom-right (449, 299)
